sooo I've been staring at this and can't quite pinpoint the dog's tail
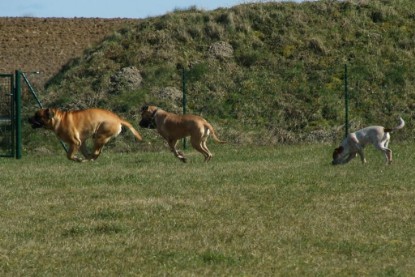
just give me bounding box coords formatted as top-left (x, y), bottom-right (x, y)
top-left (385, 117), bottom-right (405, 133)
top-left (121, 120), bottom-right (143, 141)
top-left (205, 122), bottom-right (226, 144)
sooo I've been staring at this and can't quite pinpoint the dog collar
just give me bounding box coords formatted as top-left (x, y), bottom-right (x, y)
top-left (150, 108), bottom-right (158, 128)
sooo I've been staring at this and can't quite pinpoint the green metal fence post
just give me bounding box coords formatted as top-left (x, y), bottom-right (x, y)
top-left (15, 70), bottom-right (22, 159)
top-left (344, 64), bottom-right (349, 138)
top-left (182, 68), bottom-right (187, 149)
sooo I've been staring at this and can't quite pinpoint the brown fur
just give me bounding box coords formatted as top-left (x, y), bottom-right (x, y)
top-left (29, 108), bottom-right (142, 162)
top-left (139, 105), bottom-right (225, 162)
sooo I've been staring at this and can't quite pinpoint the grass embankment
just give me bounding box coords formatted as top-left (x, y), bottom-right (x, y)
top-left (42, 0), bottom-right (415, 143)
top-left (1, 144), bottom-right (414, 275)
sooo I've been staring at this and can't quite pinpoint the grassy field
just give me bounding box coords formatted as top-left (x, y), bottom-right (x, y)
top-left (1, 143), bottom-right (414, 276)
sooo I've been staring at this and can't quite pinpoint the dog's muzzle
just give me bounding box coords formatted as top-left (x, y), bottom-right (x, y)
top-left (139, 118), bottom-right (156, 129)
top-left (28, 117), bottom-right (43, 129)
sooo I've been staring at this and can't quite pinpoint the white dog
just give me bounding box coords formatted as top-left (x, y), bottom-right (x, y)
top-left (332, 117), bottom-right (405, 165)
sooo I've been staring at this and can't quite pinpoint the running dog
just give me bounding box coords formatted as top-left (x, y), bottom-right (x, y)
top-left (332, 117), bottom-right (405, 165)
top-left (29, 108), bottom-right (142, 162)
top-left (139, 105), bottom-right (225, 162)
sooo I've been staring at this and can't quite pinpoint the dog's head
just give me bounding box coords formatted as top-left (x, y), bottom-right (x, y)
top-left (332, 133), bottom-right (360, 165)
top-left (331, 146), bottom-right (346, 165)
top-left (28, 108), bottom-right (56, 129)
top-left (139, 105), bottom-right (158, 129)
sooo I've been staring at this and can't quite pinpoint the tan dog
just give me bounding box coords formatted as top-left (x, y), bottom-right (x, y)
top-left (139, 105), bottom-right (225, 162)
top-left (29, 108), bottom-right (142, 162)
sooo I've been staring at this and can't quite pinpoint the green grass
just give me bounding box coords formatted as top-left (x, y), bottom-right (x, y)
top-left (1, 144), bottom-right (414, 275)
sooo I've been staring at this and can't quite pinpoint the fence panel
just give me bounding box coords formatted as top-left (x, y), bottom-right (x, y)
top-left (0, 74), bottom-right (14, 157)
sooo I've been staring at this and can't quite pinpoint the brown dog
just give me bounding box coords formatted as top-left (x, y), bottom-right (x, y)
top-left (139, 105), bottom-right (225, 162)
top-left (29, 108), bottom-right (142, 162)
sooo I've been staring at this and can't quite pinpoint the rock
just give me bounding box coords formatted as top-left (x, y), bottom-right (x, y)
top-left (208, 41), bottom-right (233, 60)
top-left (109, 66), bottom-right (142, 93)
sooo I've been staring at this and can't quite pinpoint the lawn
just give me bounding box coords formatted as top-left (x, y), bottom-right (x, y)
top-left (1, 143), bottom-right (414, 276)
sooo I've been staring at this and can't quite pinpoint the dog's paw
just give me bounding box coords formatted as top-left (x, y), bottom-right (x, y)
top-left (73, 156), bottom-right (88, 162)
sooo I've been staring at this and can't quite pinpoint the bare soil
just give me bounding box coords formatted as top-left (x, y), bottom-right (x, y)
top-left (0, 17), bottom-right (139, 88)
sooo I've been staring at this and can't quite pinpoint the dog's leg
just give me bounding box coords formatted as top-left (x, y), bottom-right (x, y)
top-left (380, 147), bottom-right (392, 164)
top-left (168, 139), bottom-right (187, 163)
top-left (350, 139), bottom-right (367, 164)
top-left (67, 144), bottom-right (83, 162)
top-left (386, 149), bottom-right (392, 164)
top-left (376, 148), bottom-right (392, 164)
top-left (202, 140), bottom-right (212, 162)
top-left (89, 135), bottom-right (112, 161)
top-left (90, 142), bottom-right (106, 161)
top-left (191, 137), bottom-right (211, 162)
top-left (201, 130), bottom-right (213, 162)
top-left (382, 137), bottom-right (392, 164)
top-left (80, 141), bottom-right (91, 160)
top-left (356, 149), bottom-right (367, 164)
top-left (191, 129), bottom-right (213, 161)
top-left (344, 152), bottom-right (358, 164)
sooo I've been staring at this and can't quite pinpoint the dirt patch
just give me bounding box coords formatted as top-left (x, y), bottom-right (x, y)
top-left (209, 41), bottom-right (234, 60)
top-left (0, 17), bottom-right (140, 89)
top-left (109, 66), bottom-right (143, 93)
top-left (151, 86), bottom-right (183, 112)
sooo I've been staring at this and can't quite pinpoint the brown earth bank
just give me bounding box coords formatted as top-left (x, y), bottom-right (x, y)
top-left (0, 17), bottom-right (139, 88)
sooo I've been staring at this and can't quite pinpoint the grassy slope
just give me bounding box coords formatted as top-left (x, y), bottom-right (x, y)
top-left (40, 0), bottom-right (415, 146)
top-left (1, 145), bottom-right (414, 275)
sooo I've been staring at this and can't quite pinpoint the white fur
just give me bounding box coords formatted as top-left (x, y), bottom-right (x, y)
top-left (332, 117), bottom-right (405, 165)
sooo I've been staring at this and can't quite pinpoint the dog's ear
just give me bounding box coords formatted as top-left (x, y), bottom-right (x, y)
top-left (347, 133), bottom-right (359, 144)
top-left (140, 105), bottom-right (149, 112)
top-left (334, 146), bottom-right (343, 154)
top-left (45, 108), bottom-right (55, 119)
top-left (333, 146), bottom-right (344, 159)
